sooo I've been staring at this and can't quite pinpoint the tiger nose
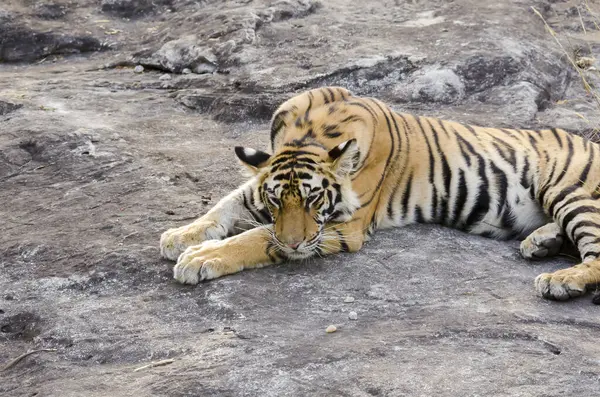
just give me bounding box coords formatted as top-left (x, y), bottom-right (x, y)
top-left (287, 241), bottom-right (302, 250)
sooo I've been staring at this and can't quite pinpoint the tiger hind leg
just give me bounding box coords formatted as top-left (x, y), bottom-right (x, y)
top-left (520, 223), bottom-right (564, 260)
top-left (535, 260), bottom-right (600, 300)
top-left (536, 186), bottom-right (600, 300)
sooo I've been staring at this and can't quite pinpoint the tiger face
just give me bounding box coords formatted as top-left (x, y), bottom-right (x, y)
top-left (235, 140), bottom-right (361, 259)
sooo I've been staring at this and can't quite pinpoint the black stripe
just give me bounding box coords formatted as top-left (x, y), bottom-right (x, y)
top-left (520, 156), bottom-right (530, 187)
top-left (490, 162), bottom-right (507, 216)
top-left (324, 87), bottom-right (335, 102)
top-left (296, 172), bottom-right (312, 180)
top-left (340, 115), bottom-right (362, 124)
top-left (500, 128), bottom-right (522, 138)
top-left (336, 230), bottom-right (349, 252)
top-left (305, 92), bottom-right (313, 117)
top-left (553, 134), bottom-right (574, 185)
top-left (243, 190), bottom-right (266, 222)
top-left (427, 119), bottom-right (452, 194)
top-left (570, 220), bottom-right (600, 242)
top-left (400, 172), bottom-right (414, 220)
top-left (415, 206), bottom-right (425, 223)
top-left (258, 207), bottom-right (271, 223)
top-left (462, 125), bottom-right (482, 142)
top-left (500, 205), bottom-right (516, 229)
top-left (456, 139), bottom-right (472, 167)
top-left (551, 128), bottom-right (563, 148)
top-left (548, 185), bottom-right (580, 216)
top-left (538, 160), bottom-right (558, 204)
top-left (324, 131), bottom-right (343, 138)
top-left (583, 251), bottom-right (600, 259)
top-left (592, 183), bottom-right (600, 200)
top-left (385, 114), bottom-right (409, 221)
top-left (553, 194), bottom-right (589, 219)
top-left (562, 206), bottom-right (600, 240)
top-left (431, 186), bottom-right (438, 221)
top-left (359, 99), bottom-right (396, 208)
top-left (273, 150), bottom-right (320, 158)
top-left (574, 232), bottom-right (599, 247)
top-left (426, 118), bottom-right (451, 222)
top-left (266, 241), bottom-right (284, 262)
top-left (270, 110), bottom-right (289, 150)
top-left (417, 118), bottom-right (436, 185)
top-left (321, 89), bottom-right (331, 104)
top-left (437, 119), bottom-right (452, 138)
top-left (346, 101), bottom-right (378, 122)
top-left (465, 155), bottom-right (490, 228)
top-left (451, 169), bottom-right (468, 227)
top-left (492, 142), bottom-right (513, 170)
top-left (526, 133), bottom-right (542, 157)
top-left (272, 161), bottom-right (317, 173)
top-left (578, 143), bottom-right (595, 183)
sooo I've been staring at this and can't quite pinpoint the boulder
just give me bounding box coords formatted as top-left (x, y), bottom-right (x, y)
top-left (139, 36), bottom-right (218, 74)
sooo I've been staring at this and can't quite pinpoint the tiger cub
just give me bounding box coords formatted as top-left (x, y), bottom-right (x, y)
top-left (160, 87), bottom-right (600, 301)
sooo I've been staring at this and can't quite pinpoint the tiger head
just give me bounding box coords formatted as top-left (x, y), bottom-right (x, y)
top-left (234, 140), bottom-right (361, 259)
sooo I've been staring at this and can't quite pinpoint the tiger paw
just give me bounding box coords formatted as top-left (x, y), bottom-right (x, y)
top-left (160, 219), bottom-right (227, 261)
top-left (535, 268), bottom-right (587, 301)
top-left (173, 240), bottom-right (231, 284)
top-left (520, 224), bottom-right (563, 260)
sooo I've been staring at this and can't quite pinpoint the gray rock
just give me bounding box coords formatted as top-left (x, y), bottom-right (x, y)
top-left (34, 2), bottom-right (68, 20)
top-left (0, 100), bottom-right (22, 115)
top-left (159, 73), bottom-right (171, 80)
top-left (100, 0), bottom-right (172, 19)
top-left (139, 36), bottom-right (217, 74)
top-left (395, 67), bottom-right (465, 104)
top-left (133, 65), bottom-right (144, 73)
top-left (0, 20), bottom-right (103, 63)
top-left (474, 81), bottom-right (546, 127)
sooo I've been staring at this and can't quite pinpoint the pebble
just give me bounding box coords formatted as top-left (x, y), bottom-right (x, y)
top-left (182, 68), bottom-right (192, 74)
top-left (343, 296), bottom-right (355, 303)
top-left (325, 325), bottom-right (337, 333)
top-left (348, 311), bottom-right (358, 320)
top-left (133, 65), bottom-right (144, 73)
top-left (159, 74), bottom-right (172, 81)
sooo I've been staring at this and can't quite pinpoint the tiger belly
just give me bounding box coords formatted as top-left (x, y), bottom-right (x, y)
top-left (468, 183), bottom-right (548, 240)
top-left (379, 175), bottom-right (549, 240)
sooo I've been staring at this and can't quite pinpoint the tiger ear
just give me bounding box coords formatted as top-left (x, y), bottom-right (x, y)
top-left (234, 147), bottom-right (271, 173)
top-left (328, 139), bottom-right (359, 176)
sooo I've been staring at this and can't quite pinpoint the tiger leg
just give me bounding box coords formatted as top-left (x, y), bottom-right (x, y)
top-left (160, 179), bottom-right (265, 261)
top-left (173, 225), bottom-right (281, 284)
top-left (535, 187), bottom-right (600, 300)
top-left (520, 223), bottom-right (564, 260)
top-left (535, 260), bottom-right (600, 300)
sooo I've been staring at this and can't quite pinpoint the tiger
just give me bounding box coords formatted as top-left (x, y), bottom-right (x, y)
top-left (160, 86), bottom-right (600, 302)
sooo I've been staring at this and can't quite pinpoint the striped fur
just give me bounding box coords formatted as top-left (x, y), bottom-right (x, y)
top-left (160, 87), bottom-right (600, 301)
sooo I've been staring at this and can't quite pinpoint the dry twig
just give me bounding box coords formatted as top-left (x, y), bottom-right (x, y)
top-left (133, 359), bottom-right (175, 372)
top-left (1, 349), bottom-right (57, 371)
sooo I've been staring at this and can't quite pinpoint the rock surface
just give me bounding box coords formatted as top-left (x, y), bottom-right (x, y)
top-left (1, 1), bottom-right (600, 396)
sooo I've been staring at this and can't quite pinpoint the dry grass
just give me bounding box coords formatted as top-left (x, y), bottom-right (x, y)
top-left (532, 1), bottom-right (600, 141)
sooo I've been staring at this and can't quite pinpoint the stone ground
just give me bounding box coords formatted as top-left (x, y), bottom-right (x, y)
top-left (1, 0), bottom-right (600, 396)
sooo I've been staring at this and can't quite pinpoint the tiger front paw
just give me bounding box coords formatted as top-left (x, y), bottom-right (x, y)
top-left (160, 219), bottom-right (227, 261)
top-left (535, 268), bottom-right (587, 301)
top-left (173, 240), bottom-right (233, 285)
